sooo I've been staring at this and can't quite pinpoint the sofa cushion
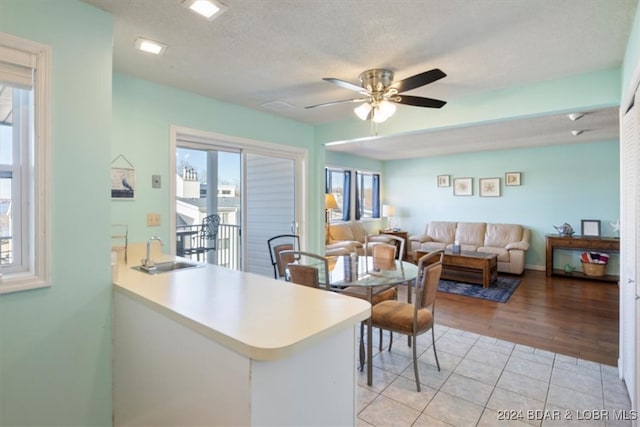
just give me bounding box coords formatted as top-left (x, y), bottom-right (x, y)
top-left (330, 222), bottom-right (355, 242)
top-left (426, 221), bottom-right (457, 243)
top-left (419, 241), bottom-right (448, 252)
top-left (477, 246), bottom-right (510, 262)
top-left (350, 221), bottom-right (368, 243)
top-left (484, 224), bottom-right (523, 248)
top-left (454, 222), bottom-right (486, 247)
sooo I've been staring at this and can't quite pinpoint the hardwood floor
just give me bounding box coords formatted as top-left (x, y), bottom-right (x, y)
top-left (431, 269), bottom-right (620, 366)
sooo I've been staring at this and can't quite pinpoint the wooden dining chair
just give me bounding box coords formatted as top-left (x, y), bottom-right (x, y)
top-left (279, 250), bottom-right (330, 290)
top-left (370, 249), bottom-right (444, 392)
top-left (365, 233), bottom-right (405, 261)
top-left (267, 234), bottom-right (300, 279)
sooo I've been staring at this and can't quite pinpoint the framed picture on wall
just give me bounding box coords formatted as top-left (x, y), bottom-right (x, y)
top-left (437, 175), bottom-right (450, 187)
top-left (111, 154), bottom-right (135, 200)
top-left (453, 178), bottom-right (473, 196)
top-left (479, 178), bottom-right (501, 197)
top-left (581, 219), bottom-right (601, 237)
top-left (505, 172), bottom-right (521, 186)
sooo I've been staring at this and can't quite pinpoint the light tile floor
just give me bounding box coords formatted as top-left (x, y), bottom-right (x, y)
top-left (356, 326), bottom-right (634, 427)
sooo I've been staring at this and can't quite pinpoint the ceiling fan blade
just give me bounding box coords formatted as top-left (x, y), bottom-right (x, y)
top-left (390, 68), bottom-right (446, 93)
top-left (323, 77), bottom-right (365, 93)
top-left (392, 95), bottom-right (446, 108)
top-left (305, 98), bottom-right (368, 109)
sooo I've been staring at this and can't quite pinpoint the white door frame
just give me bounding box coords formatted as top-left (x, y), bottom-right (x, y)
top-left (169, 125), bottom-right (308, 269)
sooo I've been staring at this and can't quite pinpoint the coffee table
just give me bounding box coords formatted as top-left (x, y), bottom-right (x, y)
top-left (415, 249), bottom-right (498, 288)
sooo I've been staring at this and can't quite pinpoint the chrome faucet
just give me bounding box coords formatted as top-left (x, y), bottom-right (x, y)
top-left (142, 236), bottom-right (163, 268)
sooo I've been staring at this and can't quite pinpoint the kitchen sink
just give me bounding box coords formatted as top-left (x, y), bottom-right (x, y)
top-left (132, 261), bottom-right (204, 274)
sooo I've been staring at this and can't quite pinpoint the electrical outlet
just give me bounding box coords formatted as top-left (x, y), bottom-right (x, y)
top-left (147, 213), bottom-right (161, 227)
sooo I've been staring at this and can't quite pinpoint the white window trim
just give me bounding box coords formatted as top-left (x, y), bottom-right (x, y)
top-left (0, 33), bottom-right (51, 294)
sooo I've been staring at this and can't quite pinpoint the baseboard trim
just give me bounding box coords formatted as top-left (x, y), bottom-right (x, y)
top-left (525, 264), bottom-right (545, 272)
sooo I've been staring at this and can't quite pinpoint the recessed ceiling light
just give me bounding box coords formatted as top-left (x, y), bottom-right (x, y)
top-left (134, 37), bottom-right (167, 55)
top-left (182, 0), bottom-right (227, 21)
top-left (568, 113), bottom-right (584, 121)
top-left (571, 130), bottom-right (584, 136)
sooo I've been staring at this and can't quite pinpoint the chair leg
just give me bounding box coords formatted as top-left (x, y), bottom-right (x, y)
top-left (379, 328), bottom-right (383, 351)
top-left (388, 331), bottom-right (394, 352)
top-left (359, 322), bottom-right (365, 372)
top-left (431, 327), bottom-right (440, 371)
top-left (412, 335), bottom-right (421, 392)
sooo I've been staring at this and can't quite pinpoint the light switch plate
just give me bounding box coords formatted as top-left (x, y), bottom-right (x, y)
top-left (152, 175), bottom-right (161, 189)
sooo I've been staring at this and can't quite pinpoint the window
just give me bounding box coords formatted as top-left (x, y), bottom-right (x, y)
top-left (355, 171), bottom-right (380, 219)
top-left (325, 168), bottom-right (347, 221)
top-left (0, 33), bottom-right (51, 294)
top-left (325, 167), bottom-right (380, 221)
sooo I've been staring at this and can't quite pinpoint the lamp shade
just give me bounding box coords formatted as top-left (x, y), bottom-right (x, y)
top-left (325, 193), bottom-right (339, 209)
top-left (382, 204), bottom-right (395, 217)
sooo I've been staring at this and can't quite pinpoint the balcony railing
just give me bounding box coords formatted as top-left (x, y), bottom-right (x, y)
top-left (0, 236), bottom-right (11, 265)
top-left (176, 223), bottom-right (241, 270)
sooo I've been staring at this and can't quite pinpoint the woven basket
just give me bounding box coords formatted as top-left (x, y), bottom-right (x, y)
top-left (582, 261), bottom-right (606, 277)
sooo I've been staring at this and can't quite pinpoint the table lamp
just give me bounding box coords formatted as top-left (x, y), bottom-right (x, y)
top-left (325, 193), bottom-right (339, 243)
top-left (382, 204), bottom-right (395, 230)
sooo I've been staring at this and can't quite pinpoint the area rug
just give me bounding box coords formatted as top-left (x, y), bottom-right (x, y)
top-left (437, 277), bottom-right (521, 303)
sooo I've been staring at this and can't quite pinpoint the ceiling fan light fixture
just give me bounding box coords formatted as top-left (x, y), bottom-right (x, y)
top-left (354, 102), bottom-right (372, 120)
top-left (374, 100), bottom-right (396, 122)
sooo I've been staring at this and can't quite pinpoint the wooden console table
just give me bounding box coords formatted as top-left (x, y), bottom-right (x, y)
top-left (545, 234), bottom-right (620, 282)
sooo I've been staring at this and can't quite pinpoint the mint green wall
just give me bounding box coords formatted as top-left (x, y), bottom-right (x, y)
top-left (383, 141), bottom-right (620, 269)
top-left (315, 68), bottom-right (621, 144)
top-left (111, 74), bottom-right (324, 252)
top-left (0, 1), bottom-right (113, 426)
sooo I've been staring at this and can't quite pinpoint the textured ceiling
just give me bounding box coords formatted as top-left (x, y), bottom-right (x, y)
top-left (81, 0), bottom-right (636, 158)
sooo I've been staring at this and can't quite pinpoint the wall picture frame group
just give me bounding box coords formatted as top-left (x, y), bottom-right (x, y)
top-left (453, 177), bottom-right (473, 196)
top-left (437, 175), bottom-right (450, 187)
top-left (479, 178), bottom-right (501, 197)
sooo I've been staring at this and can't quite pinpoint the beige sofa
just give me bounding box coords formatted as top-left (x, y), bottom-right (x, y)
top-left (325, 221), bottom-right (391, 256)
top-left (409, 221), bottom-right (530, 274)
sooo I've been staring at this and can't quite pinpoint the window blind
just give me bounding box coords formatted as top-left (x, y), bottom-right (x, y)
top-left (0, 44), bottom-right (35, 89)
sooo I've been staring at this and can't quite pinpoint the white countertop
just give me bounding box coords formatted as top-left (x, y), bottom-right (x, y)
top-left (113, 244), bottom-right (371, 361)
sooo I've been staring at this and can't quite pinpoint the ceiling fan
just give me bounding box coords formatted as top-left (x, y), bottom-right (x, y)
top-left (306, 68), bottom-right (447, 123)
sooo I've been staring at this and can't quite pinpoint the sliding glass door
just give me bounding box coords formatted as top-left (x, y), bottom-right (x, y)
top-left (173, 127), bottom-right (304, 275)
top-left (175, 147), bottom-right (242, 269)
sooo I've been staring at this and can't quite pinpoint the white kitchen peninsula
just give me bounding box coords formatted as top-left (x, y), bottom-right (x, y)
top-left (112, 247), bottom-right (370, 426)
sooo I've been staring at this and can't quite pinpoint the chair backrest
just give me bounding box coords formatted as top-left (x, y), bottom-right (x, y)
top-left (200, 214), bottom-right (220, 241)
top-left (365, 233), bottom-right (405, 261)
top-left (279, 250), bottom-right (329, 289)
top-left (415, 250), bottom-right (444, 311)
top-left (372, 243), bottom-right (397, 261)
top-left (267, 234), bottom-right (300, 279)
top-left (286, 264), bottom-right (320, 288)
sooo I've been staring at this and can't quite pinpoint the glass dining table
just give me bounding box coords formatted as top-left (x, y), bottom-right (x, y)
top-left (324, 255), bottom-right (419, 386)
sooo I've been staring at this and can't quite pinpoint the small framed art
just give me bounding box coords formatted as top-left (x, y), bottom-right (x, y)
top-left (581, 219), bottom-right (601, 237)
top-left (479, 178), bottom-right (501, 197)
top-left (505, 172), bottom-right (521, 186)
top-left (453, 177), bottom-right (473, 196)
top-left (437, 175), bottom-right (450, 187)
